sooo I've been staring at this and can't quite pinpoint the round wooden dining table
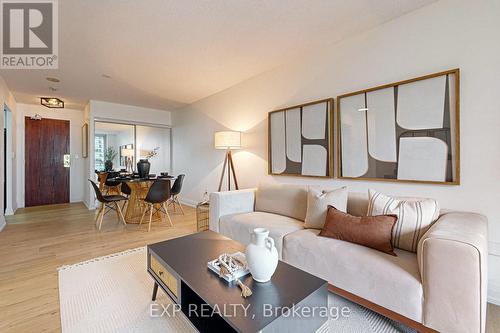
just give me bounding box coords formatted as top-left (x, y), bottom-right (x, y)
top-left (112, 176), bottom-right (176, 224)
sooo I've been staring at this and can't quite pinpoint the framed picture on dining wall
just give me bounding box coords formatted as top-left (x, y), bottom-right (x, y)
top-left (268, 98), bottom-right (334, 178)
top-left (119, 144), bottom-right (134, 165)
top-left (337, 68), bottom-right (460, 184)
top-left (82, 123), bottom-right (88, 158)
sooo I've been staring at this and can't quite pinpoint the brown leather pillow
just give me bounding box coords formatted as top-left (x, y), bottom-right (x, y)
top-left (319, 205), bottom-right (398, 256)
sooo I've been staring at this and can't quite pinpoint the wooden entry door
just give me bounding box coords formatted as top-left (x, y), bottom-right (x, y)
top-left (25, 117), bottom-right (70, 207)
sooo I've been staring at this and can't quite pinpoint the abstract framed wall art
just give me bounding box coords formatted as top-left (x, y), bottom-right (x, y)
top-left (268, 98), bottom-right (333, 178)
top-left (337, 69), bottom-right (460, 184)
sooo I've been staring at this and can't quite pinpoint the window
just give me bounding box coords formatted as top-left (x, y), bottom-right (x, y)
top-left (94, 134), bottom-right (106, 171)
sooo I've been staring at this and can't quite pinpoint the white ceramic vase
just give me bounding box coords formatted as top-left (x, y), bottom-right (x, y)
top-left (245, 228), bottom-right (279, 283)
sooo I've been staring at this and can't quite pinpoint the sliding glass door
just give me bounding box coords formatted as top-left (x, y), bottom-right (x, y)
top-left (94, 121), bottom-right (171, 174)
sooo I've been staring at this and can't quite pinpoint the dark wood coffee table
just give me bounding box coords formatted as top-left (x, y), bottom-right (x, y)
top-left (147, 231), bottom-right (328, 333)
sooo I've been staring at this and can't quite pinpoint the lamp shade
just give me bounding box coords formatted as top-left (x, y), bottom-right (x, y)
top-left (214, 131), bottom-right (241, 149)
top-left (121, 148), bottom-right (134, 157)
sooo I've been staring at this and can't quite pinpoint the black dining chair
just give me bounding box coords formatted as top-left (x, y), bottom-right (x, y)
top-left (139, 179), bottom-right (173, 232)
top-left (121, 182), bottom-right (131, 196)
top-left (168, 174), bottom-right (185, 214)
top-left (120, 182), bottom-right (132, 210)
top-left (89, 180), bottom-right (128, 230)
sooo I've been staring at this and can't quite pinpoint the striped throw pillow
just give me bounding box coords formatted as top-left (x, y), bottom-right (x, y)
top-left (367, 189), bottom-right (440, 253)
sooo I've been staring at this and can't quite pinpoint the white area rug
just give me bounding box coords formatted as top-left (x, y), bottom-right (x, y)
top-left (58, 247), bottom-right (415, 333)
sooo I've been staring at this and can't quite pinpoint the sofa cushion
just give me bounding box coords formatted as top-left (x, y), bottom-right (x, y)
top-left (319, 206), bottom-right (397, 256)
top-left (304, 187), bottom-right (348, 229)
top-left (368, 189), bottom-right (440, 253)
top-left (255, 184), bottom-right (308, 221)
top-left (219, 211), bottom-right (303, 258)
top-left (283, 229), bottom-right (423, 322)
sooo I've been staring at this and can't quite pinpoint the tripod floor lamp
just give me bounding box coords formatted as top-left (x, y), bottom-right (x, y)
top-left (215, 131), bottom-right (241, 191)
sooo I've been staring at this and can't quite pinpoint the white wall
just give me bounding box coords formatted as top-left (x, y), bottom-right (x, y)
top-left (173, 0), bottom-right (500, 302)
top-left (16, 104), bottom-right (85, 206)
top-left (91, 100), bottom-right (172, 125)
top-left (85, 100), bottom-right (172, 208)
top-left (0, 76), bottom-right (17, 230)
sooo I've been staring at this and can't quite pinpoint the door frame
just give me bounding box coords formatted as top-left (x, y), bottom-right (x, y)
top-left (3, 105), bottom-right (13, 215)
top-left (24, 115), bottom-right (70, 207)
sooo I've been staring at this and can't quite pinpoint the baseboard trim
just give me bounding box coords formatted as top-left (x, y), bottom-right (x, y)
top-left (488, 297), bottom-right (500, 306)
top-left (83, 200), bottom-right (91, 210)
top-left (488, 281), bottom-right (500, 306)
top-left (0, 215), bottom-right (6, 232)
top-left (83, 199), bottom-right (96, 210)
top-left (489, 241), bottom-right (500, 257)
top-left (179, 198), bottom-right (197, 208)
top-left (488, 244), bottom-right (500, 305)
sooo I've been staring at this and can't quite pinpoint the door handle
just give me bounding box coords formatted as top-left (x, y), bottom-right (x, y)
top-left (64, 154), bottom-right (70, 168)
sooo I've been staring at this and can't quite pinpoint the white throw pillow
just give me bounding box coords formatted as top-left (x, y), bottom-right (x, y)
top-left (367, 189), bottom-right (440, 253)
top-left (304, 187), bottom-right (348, 229)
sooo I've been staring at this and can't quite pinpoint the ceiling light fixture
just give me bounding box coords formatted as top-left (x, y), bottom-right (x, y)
top-left (41, 97), bottom-right (64, 108)
top-left (102, 74), bottom-right (112, 79)
top-left (46, 77), bottom-right (60, 83)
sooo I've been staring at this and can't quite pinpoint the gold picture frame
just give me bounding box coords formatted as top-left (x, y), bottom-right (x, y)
top-left (268, 98), bottom-right (334, 178)
top-left (82, 123), bottom-right (89, 158)
top-left (336, 69), bottom-right (460, 185)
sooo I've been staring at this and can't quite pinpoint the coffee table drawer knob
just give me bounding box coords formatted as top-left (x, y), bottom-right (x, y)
top-left (150, 255), bottom-right (178, 298)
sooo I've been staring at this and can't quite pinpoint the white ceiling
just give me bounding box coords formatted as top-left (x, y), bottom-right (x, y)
top-left (0, 0), bottom-right (437, 111)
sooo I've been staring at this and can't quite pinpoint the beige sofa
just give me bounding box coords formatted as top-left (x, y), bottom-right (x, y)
top-left (209, 185), bottom-right (488, 333)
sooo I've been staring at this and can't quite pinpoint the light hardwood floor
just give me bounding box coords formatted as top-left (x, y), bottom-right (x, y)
top-left (0, 202), bottom-right (198, 333)
top-left (0, 203), bottom-right (499, 332)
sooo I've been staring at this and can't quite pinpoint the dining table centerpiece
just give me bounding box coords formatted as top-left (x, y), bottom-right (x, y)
top-left (137, 147), bottom-right (160, 178)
